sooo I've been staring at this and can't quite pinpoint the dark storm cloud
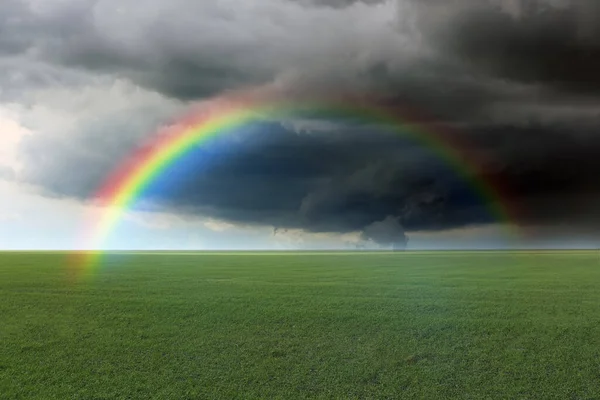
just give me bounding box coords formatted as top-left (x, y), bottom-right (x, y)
top-left (17, 108), bottom-right (500, 247)
top-left (0, 0), bottom-right (488, 111)
top-left (4, 0), bottom-right (600, 245)
top-left (22, 110), bottom-right (600, 241)
top-left (473, 121), bottom-right (600, 227)
top-left (429, 1), bottom-right (600, 94)
top-left (0, 0), bottom-right (272, 98)
top-left (3, 1), bottom-right (599, 100)
top-left (0, 0), bottom-right (537, 111)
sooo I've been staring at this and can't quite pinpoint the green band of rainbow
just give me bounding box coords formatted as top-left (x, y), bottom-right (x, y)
top-left (73, 96), bottom-right (520, 275)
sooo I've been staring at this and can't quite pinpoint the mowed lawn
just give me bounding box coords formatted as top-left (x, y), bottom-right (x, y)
top-left (2, 252), bottom-right (600, 399)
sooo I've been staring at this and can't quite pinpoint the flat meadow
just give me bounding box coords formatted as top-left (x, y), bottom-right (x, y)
top-left (2, 251), bottom-right (600, 399)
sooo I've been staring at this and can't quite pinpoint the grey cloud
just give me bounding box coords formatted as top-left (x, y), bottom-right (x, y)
top-left (428, 1), bottom-right (600, 94)
top-left (0, 0), bottom-right (30, 56)
top-left (289, 0), bottom-right (387, 8)
top-left (16, 79), bottom-right (183, 198)
top-left (0, 0), bottom-right (442, 105)
top-left (3, 0), bottom-right (599, 104)
top-left (0, 0), bottom-right (565, 121)
top-left (0, 58), bottom-right (102, 103)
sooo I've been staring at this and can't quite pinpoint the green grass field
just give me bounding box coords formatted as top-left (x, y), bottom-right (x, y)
top-left (2, 251), bottom-right (600, 399)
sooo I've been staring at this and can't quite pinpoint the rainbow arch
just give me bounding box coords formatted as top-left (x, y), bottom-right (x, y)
top-left (74, 93), bottom-right (519, 274)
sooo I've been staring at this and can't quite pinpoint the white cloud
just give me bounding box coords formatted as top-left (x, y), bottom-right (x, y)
top-left (280, 118), bottom-right (344, 135)
top-left (272, 227), bottom-right (365, 249)
top-left (203, 218), bottom-right (237, 232)
top-left (0, 106), bottom-right (31, 172)
top-left (0, 211), bottom-right (21, 222)
top-left (12, 76), bottom-right (186, 197)
top-left (14, 77), bottom-right (183, 135)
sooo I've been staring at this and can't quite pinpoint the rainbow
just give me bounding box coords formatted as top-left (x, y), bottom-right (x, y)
top-left (73, 91), bottom-right (519, 274)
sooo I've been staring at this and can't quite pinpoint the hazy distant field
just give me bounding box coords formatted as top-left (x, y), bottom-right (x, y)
top-left (2, 251), bottom-right (600, 399)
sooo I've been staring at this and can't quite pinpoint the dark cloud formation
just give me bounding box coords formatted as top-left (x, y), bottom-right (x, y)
top-left (18, 112), bottom-right (600, 244)
top-left (151, 122), bottom-right (489, 234)
top-left (20, 117), bottom-right (494, 236)
top-left (3, 0), bottom-right (600, 247)
top-left (433, 1), bottom-right (600, 94)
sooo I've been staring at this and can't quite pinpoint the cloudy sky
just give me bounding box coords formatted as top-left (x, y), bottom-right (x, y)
top-left (1, 0), bottom-right (600, 250)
